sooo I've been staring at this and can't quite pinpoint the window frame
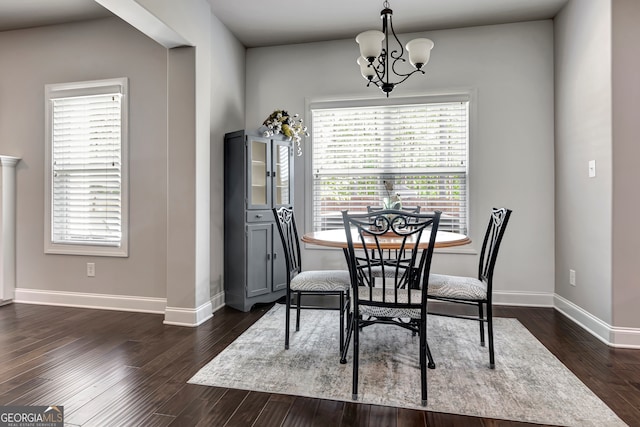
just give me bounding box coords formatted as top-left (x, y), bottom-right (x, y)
top-left (304, 92), bottom-right (473, 243)
top-left (44, 77), bottom-right (129, 257)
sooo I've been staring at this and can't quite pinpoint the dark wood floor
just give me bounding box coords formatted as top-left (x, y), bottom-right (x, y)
top-left (0, 301), bottom-right (638, 427)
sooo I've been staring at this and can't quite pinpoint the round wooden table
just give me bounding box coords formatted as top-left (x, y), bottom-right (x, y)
top-left (301, 228), bottom-right (471, 249)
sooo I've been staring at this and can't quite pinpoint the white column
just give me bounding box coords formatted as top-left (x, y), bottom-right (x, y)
top-left (0, 156), bottom-right (19, 302)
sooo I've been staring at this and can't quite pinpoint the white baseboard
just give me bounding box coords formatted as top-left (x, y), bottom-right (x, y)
top-left (211, 291), bottom-right (225, 313)
top-left (554, 294), bottom-right (640, 349)
top-left (15, 287), bottom-right (220, 328)
top-left (610, 326), bottom-right (640, 348)
top-left (164, 301), bottom-right (213, 327)
top-left (16, 287), bottom-right (638, 346)
top-left (493, 290), bottom-right (554, 307)
top-left (160, 291), bottom-right (224, 327)
top-left (14, 287), bottom-right (166, 314)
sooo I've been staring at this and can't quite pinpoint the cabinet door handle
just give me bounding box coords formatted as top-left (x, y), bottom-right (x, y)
top-left (255, 214), bottom-right (263, 219)
top-left (273, 252), bottom-right (277, 259)
top-left (266, 171), bottom-right (271, 177)
top-left (273, 171), bottom-right (277, 178)
top-left (267, 253), bottom-right (271, 261)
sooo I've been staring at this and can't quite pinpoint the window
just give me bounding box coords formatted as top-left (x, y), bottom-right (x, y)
top-left (44, 78), bottom-right (128, 257)
top-left (310, 97), bottom-right (468, 234)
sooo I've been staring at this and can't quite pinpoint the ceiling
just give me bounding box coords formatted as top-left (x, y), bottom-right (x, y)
top-left (0, 0), bottom-right (568, 47)
top-left (207, 0), bottom-right (569, 47)
top-left (0, 0), bottom-right (112, 32)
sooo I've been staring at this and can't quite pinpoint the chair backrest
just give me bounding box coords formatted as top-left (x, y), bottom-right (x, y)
top-left (273, 207), bottom-right (301, 278)
top-left (478, 207), bottom-right (512, 287)
top-left (366, 206), bottom-right (422, 248)
top-left (367, 206), bottom-right (421, 214)
top-left (342, 209), bottom-right (441, 310)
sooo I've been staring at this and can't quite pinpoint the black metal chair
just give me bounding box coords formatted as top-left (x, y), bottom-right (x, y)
top-left (340, 208), bottom-right (441, 406)
top-left (427, 207), bottom-right (512, 369)
top-left (272, 207), bottom-right (351, 353)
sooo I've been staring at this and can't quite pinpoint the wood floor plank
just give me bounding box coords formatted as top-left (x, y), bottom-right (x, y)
top-left (167, 397), bottom-right (211, 426)
top-left (223, 391), bottom-right (271, 426)
top-left (368, 405), bottom-right (397, 427)
top-left (397, 407), bottom-right (426, 427)
top-left (312, 399), bottom-right (346, 426)
top-left (194, 388), bottom-right (250, 426)
top-left (139, 413), bottom-right (176, 427)
top-left (341, 401), bottom-right (370, 426)
top-left (0, 302), bottom-right (638, 426)
top-left (252, 394), bottom-right (296, 427)
top-left (11, 339), bottom-right (138, 406)
top-left (425, 411), bottom-right (487, 426)
top-left (282, 396), bottom-right (321, 426)
top-left (154, 383), bottom-right (226, 417)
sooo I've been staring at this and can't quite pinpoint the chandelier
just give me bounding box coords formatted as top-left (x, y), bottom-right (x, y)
top-left (356, 1), bottom-right (434, 96)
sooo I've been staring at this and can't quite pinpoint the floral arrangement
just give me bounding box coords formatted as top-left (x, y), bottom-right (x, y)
top-left (383, 179), bottom-right (402, 210)
top-left (262, 110), bottom-right (309, 156)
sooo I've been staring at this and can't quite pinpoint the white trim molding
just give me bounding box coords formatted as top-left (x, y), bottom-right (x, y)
top-left (211, 291), bottom-right (225, 313)
top-left (14, 288), bottom-right (166, 314)
top-left (164, 301), bottom-right (213, 327)
top-left (493, 290), bottom-right (554, 307)
top-left (0, 156), bottom-right (19, 303)
top-left (554, 294), bottom-right (640, 349)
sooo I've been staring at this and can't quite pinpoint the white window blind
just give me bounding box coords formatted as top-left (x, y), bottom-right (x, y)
top-left (45, 78), bottom-right (128, 256)
top-left (311, 101), bottom-right (468, 233)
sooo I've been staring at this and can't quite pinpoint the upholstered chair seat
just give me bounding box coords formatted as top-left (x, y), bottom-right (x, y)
top-left (290, 270), bottom-right (351, 292)
top-left (352, 287), bottom-right (423, 318)
top-left (428, 274), bottom-right (487, 300)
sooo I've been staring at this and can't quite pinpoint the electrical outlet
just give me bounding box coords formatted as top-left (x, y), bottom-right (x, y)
top-left (87, 262), bottom-right (95, 277)
top-left (569, 269), bottom-right (576, 286)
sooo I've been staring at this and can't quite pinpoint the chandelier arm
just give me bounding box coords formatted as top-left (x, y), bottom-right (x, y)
top-left (389, 68), bottom-right (426, 87)
top-left (390, 55), bottom-right (413, 78)
top-left (367, 79), bottom-right (382, 89)
top-left (366, 53), bottom-right (387, 84)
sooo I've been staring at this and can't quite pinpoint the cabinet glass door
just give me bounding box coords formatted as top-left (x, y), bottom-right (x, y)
top-left (273, 140), bottom-right (293, 207)
top-left (247, 137), bottom-right (270, 209)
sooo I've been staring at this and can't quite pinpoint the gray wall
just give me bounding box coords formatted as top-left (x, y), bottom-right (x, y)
top-left (0, 1), bottom-right (247, 322)
top-left (245, 21), bottom-right (556, 303)
top-left (554, 0), bottom-right (613, 324)
top-left (611, 0), bottom-right (640, 329)
top-left (210, 12), bottom-right (246, 302)
top-left (0, 17), bottom-right (169, 300)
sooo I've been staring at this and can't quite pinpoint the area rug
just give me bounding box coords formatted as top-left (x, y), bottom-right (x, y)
top-left (189, 304), bottom-right (626, 426)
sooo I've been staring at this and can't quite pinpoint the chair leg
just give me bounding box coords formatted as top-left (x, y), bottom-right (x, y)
top-left (479, 302), bottom-right (485, 347)
top-left (295, 291), bottom-right (301, 332)
top-left (339, 292), bottom-right (345, 354)
top-left (426, 343), bottom-right (436, 369)
top-left (352, 315), bottom-right (360, 401)
top-left (420, 319), bottom-right (428, 406)
top-left (285, 290), bottom-right (291, 350)
top-left (488, 302), bottom-right (495, 369)
top-left (340, 312), bottom-right (354, 364)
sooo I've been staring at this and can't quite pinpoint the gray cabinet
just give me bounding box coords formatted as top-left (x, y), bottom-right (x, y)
top-left (224, 130), bottom-right (293, 312)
